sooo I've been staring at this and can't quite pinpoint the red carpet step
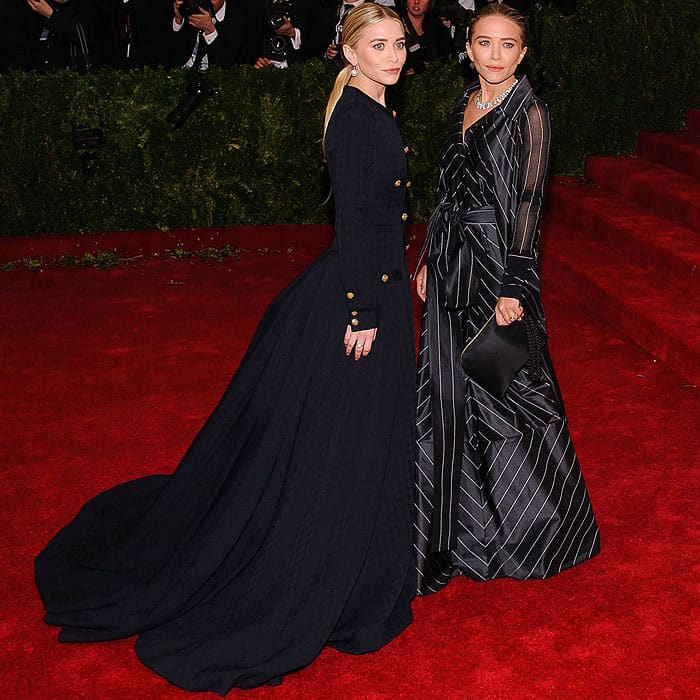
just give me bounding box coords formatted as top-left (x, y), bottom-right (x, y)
top-left (585, 156), bottom-right (700, 231)
top-left (543, 110), bottom-right (700, 384)
top-left (547, 183), bottom-right (699, 294)
top-left (541, 223), bottom-right (700, 384)
top-left (635, 109), bottom-right (700, 179)
top-left (636, 131), bottom-right (700, 180)
top-left (686, 109), bottom-right (700, 135)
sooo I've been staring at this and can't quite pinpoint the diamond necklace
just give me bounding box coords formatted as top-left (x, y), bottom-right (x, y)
top-left (474, 78), bottom-right (518, 110)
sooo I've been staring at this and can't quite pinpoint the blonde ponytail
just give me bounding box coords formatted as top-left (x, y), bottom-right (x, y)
top-left (323, 65), bottom-right (353, 142)
top-left (321, 3), bottom-right (402, 148)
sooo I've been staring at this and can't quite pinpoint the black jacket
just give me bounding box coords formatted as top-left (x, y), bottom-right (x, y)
top-left (25, 0), bottom-right (101, 72)
top-left (126, 0), bottom-right (175, 68)
top-left (399, 9), bottom-right (451, 74)
top-left (171, 1), bottom-right (246, 68)
top-left (324, 86), bottom-right (411, 331)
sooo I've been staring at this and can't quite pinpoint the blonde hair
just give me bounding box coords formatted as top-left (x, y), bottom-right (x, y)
top-left (322, 4), bottom-right (403, 142)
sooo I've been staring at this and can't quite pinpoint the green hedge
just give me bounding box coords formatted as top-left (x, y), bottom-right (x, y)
top-left (0, 0), bottom-right (697, 236)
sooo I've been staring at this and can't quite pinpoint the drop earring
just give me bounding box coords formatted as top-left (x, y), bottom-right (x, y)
top-left (351, 66), bottom-right (358, 77)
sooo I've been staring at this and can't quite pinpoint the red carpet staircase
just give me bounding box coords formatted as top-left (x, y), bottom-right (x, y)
top-left (542, 110), bottom-right (700, 385)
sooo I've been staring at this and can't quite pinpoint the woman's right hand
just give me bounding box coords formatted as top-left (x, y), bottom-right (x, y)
top-left (344, 325), bottom-right (377, 361)
top-left (27, 0), bottom-right (53, 19)
top-left (416, 265), bottom-right (427, 302)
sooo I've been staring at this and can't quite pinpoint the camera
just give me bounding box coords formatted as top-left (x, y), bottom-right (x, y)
top-left (179, 0), bottom-right (213, 19)
top-left (167, 70), bottom-right (217, 129)
top-left (269, 14), bottom-right (286, 31)
top-left (268, 0), bottom-right (291, 29)
top-left (263, 0), bottom-right (293, 62)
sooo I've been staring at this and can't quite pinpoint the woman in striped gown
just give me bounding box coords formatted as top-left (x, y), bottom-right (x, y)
top-left (413, 2), bottom-right (599, 592)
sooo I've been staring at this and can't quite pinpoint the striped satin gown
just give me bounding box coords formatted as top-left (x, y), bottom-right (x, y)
top-left (414, 78), bottom-right (600, 592)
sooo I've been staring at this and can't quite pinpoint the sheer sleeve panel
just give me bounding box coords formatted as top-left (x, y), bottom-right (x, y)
top-left (500, 100), bottom-right (551, 299)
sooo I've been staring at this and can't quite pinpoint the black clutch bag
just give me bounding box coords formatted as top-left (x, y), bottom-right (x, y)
top-left (460, 313), bottom-right (545, 397)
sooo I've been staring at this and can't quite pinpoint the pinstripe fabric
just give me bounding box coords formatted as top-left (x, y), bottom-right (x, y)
top-left (414, 78), bottom-right (600, 589)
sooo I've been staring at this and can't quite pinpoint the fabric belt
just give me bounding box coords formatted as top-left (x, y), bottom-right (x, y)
top-left (422, 203), bottom-right (496, 551)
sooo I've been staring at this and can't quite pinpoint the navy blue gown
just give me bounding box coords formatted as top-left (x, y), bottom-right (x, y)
top-left (35, 86), bottom-right (416, 694)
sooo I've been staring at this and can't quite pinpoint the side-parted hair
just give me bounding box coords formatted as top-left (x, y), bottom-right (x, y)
top-left (323, 4), bottom-right (404, 143)
top-left (468, 2), bottom-right (528, 47)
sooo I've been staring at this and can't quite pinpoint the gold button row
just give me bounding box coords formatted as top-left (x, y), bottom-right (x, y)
top-left (393, 179), bottom-right (412, 188)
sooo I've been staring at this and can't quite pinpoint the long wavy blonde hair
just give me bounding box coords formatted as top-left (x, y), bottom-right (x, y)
top-left (322, 3), bottom-right (403, 143)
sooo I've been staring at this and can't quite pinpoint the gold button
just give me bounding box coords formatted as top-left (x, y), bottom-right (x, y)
top-left (394, 179), bottom-right (401, 187)
top-left (351, 310), bottom-right (358, 317)
top-left (403, 146), bottom-right (409, 154)
top-left (346, 292), bottom-right (354, 300)
top-left (401, 213), bottom-right (408, 221)
top-left (406, 180), bottom-right (411, 188)
top-left (381, 274), bottom-right (389, 283)
top-left (392, 110), bottom-right (397, 118)
top-left (351, 318), bottom-right (359, 327)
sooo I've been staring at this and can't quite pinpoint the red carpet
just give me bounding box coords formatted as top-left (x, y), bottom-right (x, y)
top-left (544, 110), bottom-right (700, 384)
top-left (1, 118), bottom-right (699, 698)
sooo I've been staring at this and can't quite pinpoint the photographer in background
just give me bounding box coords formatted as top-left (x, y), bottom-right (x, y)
top-left (301, 0), bottom-right (364, 65)
top-left (436, 0), bottom-right (471, 65)
top-left (0, 0), bottom-right (29, 70)
top-left (24, 0), bottom-right (101, 71)
top-left (172, 0), bottom-right (245, 69)
top-left (398, 0), bottom-right (451, 75)
top-left (241, 0), bottom-right (307, 70)
top-left (124, 0), bottom-right (175, 68)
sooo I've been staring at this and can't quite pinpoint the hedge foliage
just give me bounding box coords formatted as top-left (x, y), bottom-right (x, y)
top-left (0, 0), bottom-right (697, 236)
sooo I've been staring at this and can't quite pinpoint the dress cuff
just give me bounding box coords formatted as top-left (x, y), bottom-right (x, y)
top-left (347, 308), bottom-right (378, 331)
top-left (499, 283), bottom-right (524, 301)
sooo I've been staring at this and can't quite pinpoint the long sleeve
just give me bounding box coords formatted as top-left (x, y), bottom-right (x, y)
top-left (46, 2), bottom-right (96, 49)
top-left (325, 104), bottom-right (379, 331)
top-left (500, 99), bottom-right (551, 299)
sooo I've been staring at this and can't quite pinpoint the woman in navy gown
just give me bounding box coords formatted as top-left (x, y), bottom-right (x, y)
top-left (36, 5), bottom-right (415, 694)
top-left (413, 3), bottom-right (599, 592)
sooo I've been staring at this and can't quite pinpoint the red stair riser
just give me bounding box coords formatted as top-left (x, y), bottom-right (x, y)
top-left (636, 133), bottom-right (700, 180)
top-left (542, 254), bottom-right (699, 384)
top-left (686, 110), bottom-right (700, 136)
top-left (584, 158), bottom-right (700, 231)
top-left (546, 188), bottom-right (699, 295)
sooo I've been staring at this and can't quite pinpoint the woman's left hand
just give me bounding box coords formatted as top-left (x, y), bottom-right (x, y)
top-left (495, 296), bottom-right (523, 326)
